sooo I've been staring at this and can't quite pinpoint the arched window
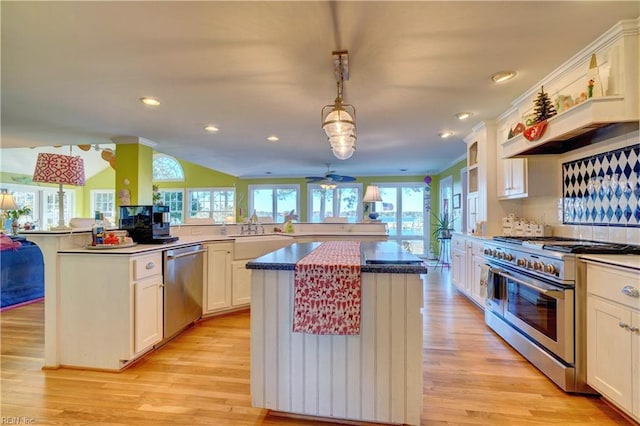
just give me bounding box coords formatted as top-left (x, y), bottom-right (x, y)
top-left (153, 154), bottom-right (184, 181)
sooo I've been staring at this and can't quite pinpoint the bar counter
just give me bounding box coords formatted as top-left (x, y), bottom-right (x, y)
top-left (247, 241), bottom-right (426, 426)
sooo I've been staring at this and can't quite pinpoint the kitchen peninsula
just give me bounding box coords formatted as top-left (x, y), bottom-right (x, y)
top-left (22, 222), bottom-right (388, 370)
top-left (247, 241), bottom-right (427, 426)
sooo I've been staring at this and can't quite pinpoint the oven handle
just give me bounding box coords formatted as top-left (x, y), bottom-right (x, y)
top-left (501, 271), bottom-right (565, 299)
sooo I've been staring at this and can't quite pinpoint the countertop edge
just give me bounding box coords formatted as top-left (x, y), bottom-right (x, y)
top-left (579, 253), bottom-right (640, 270)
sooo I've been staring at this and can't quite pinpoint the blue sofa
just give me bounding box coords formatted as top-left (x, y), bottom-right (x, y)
top-left (1, 237), bottom-right (44, 309)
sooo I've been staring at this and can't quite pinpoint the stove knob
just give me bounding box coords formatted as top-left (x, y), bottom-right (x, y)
top-left (484, 248), bottom-right (491, 256)
top-left (504, 253), bottom-right (513, 261)
top-left (491, 250), bottom-right (497, 257)
top-left (497, 252), bottom-right (503, 259)
top-left (545, 264), bottom-right (557, 275)
top-left (517, 258), bottom-right (526, 267)
top-left (533, 262), bottom-right (544, 271)
top-left (526, 260), bottom-right (534, 269)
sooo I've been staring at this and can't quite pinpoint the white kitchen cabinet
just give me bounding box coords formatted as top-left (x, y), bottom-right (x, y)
top-left (586, 261), bottom-right (640, 423)
top-left (469, 240), bottom-right (487, 308)
top-left (58, 251), bottom-right (164, 370)
top-left (450, 234), bottom-right (487, 310)
top-left (203, 242), bottom-right (233, 314)
top-left (451, 234), bottom-right (467, 293)
top-left (497, 158), bottom-right (527, 199)
top-left (134, 274), bottom-right (163, 353)
top-left (232, 260), bottom-right (252, 306)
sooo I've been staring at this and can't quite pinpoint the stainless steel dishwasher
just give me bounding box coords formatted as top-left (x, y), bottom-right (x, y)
top-left (161, 244), bottom-right (206, 344)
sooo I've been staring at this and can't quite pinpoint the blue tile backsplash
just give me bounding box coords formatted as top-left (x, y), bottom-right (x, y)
top-left (562, 144), bottom-right (639, 227)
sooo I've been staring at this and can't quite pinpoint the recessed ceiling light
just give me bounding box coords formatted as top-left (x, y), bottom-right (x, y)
top-left (204, 125), bottom-right (219, 133)
top-left (399, 168), bottom-right (408, 172)
top-left (439, 131), bottom-right (454, 139)
top-left (267, 135), bottom-right (279, 142)
top-left (140, 97), bottom-right (160, 106)
top-left (455, 112), bottom-right (473, 120)
top-left (490, 71), bottom-right (517, 83)
top-left (265, 171), bottom-right (272, 175)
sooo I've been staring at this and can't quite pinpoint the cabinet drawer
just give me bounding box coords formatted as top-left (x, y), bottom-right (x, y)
top-left (587, 263), bottom-right (640, 310)
top-left (133, 253), bottom-right (163, 281)
top-left (452, 236), bottom-right (466, 250)
top-left (472, 241), bottom-right (485, 256)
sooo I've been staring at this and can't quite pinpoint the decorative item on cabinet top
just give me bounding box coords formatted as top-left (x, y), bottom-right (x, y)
top-left (562, 144), bottom-right (639, 227)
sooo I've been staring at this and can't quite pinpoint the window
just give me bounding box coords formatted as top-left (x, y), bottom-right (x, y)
top-left (187, 188), bottom-right (235, 223)
top-left (376, 183), bottom-right (429, 256)
top-left (248, 185), bottom-right (299, 223)
top-left (91, 190), bottom-right (115, 220)
top-left (43, 189), bottom-right (74, 229)
top-left (158, 189), bottom-right (184, 224)
top-left (152, 154), bottom-right (184, 181)
top-left (308, 184), bottom-right (362, 223)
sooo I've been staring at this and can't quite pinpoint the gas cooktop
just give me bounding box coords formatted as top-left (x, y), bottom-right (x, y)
top-left (492, 236), bottom-right (640, 254)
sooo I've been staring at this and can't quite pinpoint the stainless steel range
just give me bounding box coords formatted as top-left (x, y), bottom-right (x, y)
top-left (483, 236), bottom-right (640, 394)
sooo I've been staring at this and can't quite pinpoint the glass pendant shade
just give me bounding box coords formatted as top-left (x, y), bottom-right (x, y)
top-left (331, 145), bottom-right (355, 160)
top-left (322, 108), bottom-right (355, 138)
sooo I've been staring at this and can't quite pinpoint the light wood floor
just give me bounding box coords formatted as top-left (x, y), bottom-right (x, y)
top-left (1, 269), bottom-right (633, 425)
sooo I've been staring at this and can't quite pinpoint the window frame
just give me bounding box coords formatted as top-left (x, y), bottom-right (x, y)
top-left (90, 189), bottom-right (116, 220)
top-left (186, 187), bottom-right (236, 223)
top-left (248, 184), bottom-right (300, 223)
top-left (152, 153), bottom-right (185, 182)
top-left (306, 182), bottom-right (363, 223)
top-left (157, 188), bottom-right (185, 224)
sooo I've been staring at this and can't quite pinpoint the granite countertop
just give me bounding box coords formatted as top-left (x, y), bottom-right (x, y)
top-left (580, 254), bottom-right (640, 270)
top-left (247, 241), bottom-right (428, 274)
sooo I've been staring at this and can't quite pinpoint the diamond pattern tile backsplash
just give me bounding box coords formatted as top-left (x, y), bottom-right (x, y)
top-left (563, 144), bottom-right (639, 227)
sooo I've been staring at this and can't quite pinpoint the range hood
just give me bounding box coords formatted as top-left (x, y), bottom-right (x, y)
top-left (502, 96), bottom-right (639, 158)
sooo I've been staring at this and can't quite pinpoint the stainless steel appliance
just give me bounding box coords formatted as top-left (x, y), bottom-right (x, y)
top-left (161, 244), bottom-right (206, 344)
top-left (119, 205), bottom-right (179, 244)
top-left (484, 236), bottom-right (640, 394)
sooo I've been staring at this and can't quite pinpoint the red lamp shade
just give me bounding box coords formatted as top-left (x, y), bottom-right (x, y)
top-left (32, 153), bottom-right (85, 186)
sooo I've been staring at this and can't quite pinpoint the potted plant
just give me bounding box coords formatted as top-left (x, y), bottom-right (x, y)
top-left (7, 206), bottom-right (31, 234)
top-left (432, 210), bottom-right (454, 239)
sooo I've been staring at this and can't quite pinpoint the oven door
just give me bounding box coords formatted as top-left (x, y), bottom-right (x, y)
top-left (502, 269), bottom-right (574, 364)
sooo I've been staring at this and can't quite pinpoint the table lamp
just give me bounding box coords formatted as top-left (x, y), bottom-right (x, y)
top-left (0, 191), bottom-right (18, 233)
top-left (32, 152), bottom-right (85, 230)
top-left (363, 185), bottom-right (382, 220)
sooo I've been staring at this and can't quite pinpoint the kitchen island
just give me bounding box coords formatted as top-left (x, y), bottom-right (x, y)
top-left (247, 241), bottom-right (427, 426)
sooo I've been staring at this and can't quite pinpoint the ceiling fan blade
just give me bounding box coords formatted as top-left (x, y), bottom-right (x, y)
top-left (305, 176), bottom-right (326, 182)
top-left (326, 173), bottom-right (356, 182)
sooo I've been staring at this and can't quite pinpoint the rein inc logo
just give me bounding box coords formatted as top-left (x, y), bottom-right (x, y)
top-left (1, 418), bottom-right (35, 425)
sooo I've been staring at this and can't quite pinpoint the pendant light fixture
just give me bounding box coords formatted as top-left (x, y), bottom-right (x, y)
top-left (321, 50), bottom-right (356, 160)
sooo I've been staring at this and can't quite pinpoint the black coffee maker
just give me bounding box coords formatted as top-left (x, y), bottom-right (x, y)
top-left (119, 205), bottom-right (179, 244)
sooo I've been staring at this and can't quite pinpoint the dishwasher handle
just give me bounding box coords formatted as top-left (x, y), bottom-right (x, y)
top-left (165, 247), bottom-right (208, 260)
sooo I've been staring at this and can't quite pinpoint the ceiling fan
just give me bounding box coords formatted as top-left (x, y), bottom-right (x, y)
top-left (305, 164), bottom-right (356, 187)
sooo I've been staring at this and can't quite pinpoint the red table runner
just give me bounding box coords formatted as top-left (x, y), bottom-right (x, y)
top-left (292, 241), bottom-right (362, 335)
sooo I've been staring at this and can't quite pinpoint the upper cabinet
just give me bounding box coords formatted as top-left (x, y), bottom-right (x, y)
top-left (500, 19), bottom-right (639, 159)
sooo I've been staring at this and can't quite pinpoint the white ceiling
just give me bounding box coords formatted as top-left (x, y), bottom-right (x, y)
top-left (2, 1), bottom-right (638, 179)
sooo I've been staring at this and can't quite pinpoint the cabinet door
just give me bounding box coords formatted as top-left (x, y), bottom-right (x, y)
top-left (451, 248), bottom-right (466, 292)
top-left (509, 158), bottom-right (527, 195)
top-left (497, 158), bottom-right (527, 199)
top-left (470, 254), bottom-right (487, 308)
top-left (633, 311), bottom-right (640, 419)
top-left (205, 244), bottom-right (232, 313)
top-left (134, 275), bottom-right (163, 354)
top-left (467, 193), bottom-right (478, 233)
top-left (232, 260), bottom-right (252, 306)
top-left (587, 296), bottom-right (633, 410)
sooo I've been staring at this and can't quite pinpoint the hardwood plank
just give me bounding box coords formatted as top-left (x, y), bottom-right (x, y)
top-left (1, 267), bottom-right (634, 425)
